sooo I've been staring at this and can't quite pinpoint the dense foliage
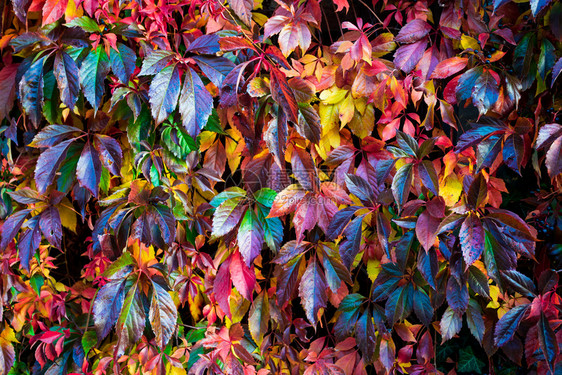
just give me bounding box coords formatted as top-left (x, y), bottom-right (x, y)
top-left (0, 0), bottom-right (561, 373)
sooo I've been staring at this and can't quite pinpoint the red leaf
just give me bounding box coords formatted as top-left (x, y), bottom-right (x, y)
top-left (270, 67), bottom-right (299, 123)
top-left (229, 251), bottom-right (256, 300)
top-left (415, 210), bottom-right (439, 252)
top-left (0, 64), bottom-right (18, 121)
top-left (333, 0), bottom-right (349, 12)
top-left (42, 0), bottom-right (68, 25)
top-left (215, 258), bottom-right (233, 318)
top-left (430, 57), bottom-right (468, 79)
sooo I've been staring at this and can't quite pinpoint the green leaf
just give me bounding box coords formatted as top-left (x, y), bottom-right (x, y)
top-left (248, 291), bottom-right (269, 345)
top-left (115, 275), bottom-right (146, 358)
top-left (79, 46), bottom-right (110, 112)
top-left (29, 274), bottom-right (44, 294)
top-left (65, 16), bottom-right (100, 32)
top-left (458, 346), bottom-right (484, 374)
top-left (212, 199), bottom-right (246, 237)
top-left (81, 330), bottom-right (97, 355)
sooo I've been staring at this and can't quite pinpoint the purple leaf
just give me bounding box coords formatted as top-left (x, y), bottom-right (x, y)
top-left (501, 270), bottom-right (536, 297)
top-left (54, 51), bottom-right (80, 109)
top-left (77, 141), bottom-right (102, 197)
top-left (339, 214), bottom-right (365, 269)
top-left (503, 134), bottom-right (524, 174)
top-left (237, 209), bottom-right (264, 266)
top-left (179, 67), bottom-right (213, 138)
top-left (192, 56), bottom-right (235, 88)
top-left (8, 189), bottom-right (42, 204)
top-left (227, 0), bottom-right (253, 25)
top-left (31, 125), bottom-right (81, 147)
top-left (391, 163), bottom-right (413, 208)
top-left (459, 213), bottom-right (485, 266)
top-left (94, 134), bottom-right (123, 176)
top-left (35, 138), bottom-right (76, 194)
top-left (345, 174), bottom-right (376, 206)
top-left (0, 209), bottom-right (31, 250)
top-left (110, 43), bottom-right (136, 83)
top-left (395, 19), bottom-right (432, 44)
top-left (545, 136), bottom-right (562, 178)
top-left (327, 206), bottom-right (361, 240)
top-left (149, 280), bottom-right (178, 348)
top-left (393, 38), bottom-right (427, 73)
top-left (495, 304), bottom-right (530, 346)
top-left (152, 204), bottom-right (176, 245)
top-left (299, 259), bottom-right (327, 326)
top-left (186, 34), bottom-right (221, 54)
top-left (212, 199), bottom-right (246, 237)
top-left (139, 50), bottom-right (175, 76)
top-left (18, 216), bottom-right (41, 271)
top-left (39, 205), bottom-right (62, 248)
top-left (446, 276), bottom-right (469, 314)
top-left (472, 69), bottom-right (499, 115)
top-left (276, 255), bottom-right (303, 308)
top-left (19, 56), bottom-right (45, 127)
top-left (413, 288), bottom-right (433, 326)
top-left (149, 64), bottom-right (181, 126)
top-left (538, 312), bottom-right (559, 373)
top-left (0, 64), bottom-right (19, 121)
top-left (536, 123), bottom-right (562, 149)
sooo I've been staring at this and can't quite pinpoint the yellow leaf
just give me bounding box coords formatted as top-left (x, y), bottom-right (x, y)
top-left (167, 363), bottom-right (187, 375)
top-left (0, 323), bottom-right (17, 343)
top-left (225, 128), bottom-right (243, 172)
top-left (59, 197), bottom-right (77, 232)
top-left (348, 103), bottom-right (374, 139)
top-left (319, 87), bottom-right (347, 104)
top-left (338, 94), bottom-right (355, 127)
top-left (319, 103), bottom-right (339, 133)
top-left (367, 259), bottom-right (381, 282)
top-left (229, 289), bottom-right (250, 323)
top-left (315, 125), bottom-right (340, 160)
top-left (253, 13), bottom-right (268, 26)
top-left (371, 33), bottom-right (396, 57)
top-left (198, 131), bottom-right (217, 152)
top-left (64, 0), bottom-right (82, 21)
top-left (439, 174), bottom-right (462, 207)
top-left (461, 34), bottom-right (479, 51)
top-left (188, 291), bottom-right (204, 322)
